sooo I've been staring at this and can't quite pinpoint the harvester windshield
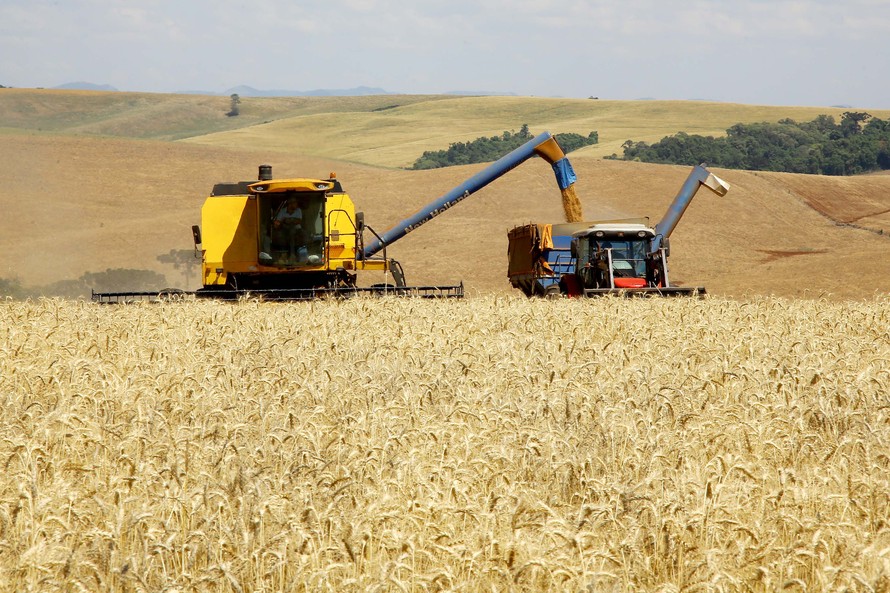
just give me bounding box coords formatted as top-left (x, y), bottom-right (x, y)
top-left (257, 190), bottom-right (325, 266)
top-left (593, 239), bottom-right (648, 277)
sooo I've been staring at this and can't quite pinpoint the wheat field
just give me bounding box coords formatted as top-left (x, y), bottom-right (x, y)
top-left (1, 296), bottom-right (889, 592)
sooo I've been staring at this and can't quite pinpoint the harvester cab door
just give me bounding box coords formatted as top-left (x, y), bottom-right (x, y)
top-left (300, 194), bottom-right (325, 265)
top-left (573, 237), bottom-right (599, 289)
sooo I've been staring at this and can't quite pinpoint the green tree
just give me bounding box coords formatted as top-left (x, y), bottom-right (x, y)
top-left (227, 93), bottom-right (241, 117)
top-left (410, 125), bottom-right (597, 170)
top-left (618, 113), bottom-right (890, 176)
top-left (840, 111), bottom-right (870, 137)
top-left (554, 131), bottom-right (599, 153)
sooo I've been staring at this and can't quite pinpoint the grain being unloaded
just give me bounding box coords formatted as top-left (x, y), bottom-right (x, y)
top-left (560, 183), bottom-right (583, 222)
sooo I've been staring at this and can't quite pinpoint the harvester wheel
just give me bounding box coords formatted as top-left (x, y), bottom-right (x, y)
top-left (544, 284), bottom-right (562, 299)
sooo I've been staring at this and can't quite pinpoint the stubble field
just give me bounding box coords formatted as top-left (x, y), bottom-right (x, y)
top-left (2, 295), bottom-right (889, 592)
top-left (4, 90), bottom-right (890, 299)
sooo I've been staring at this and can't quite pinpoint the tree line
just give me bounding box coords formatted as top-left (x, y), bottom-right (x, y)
top-left (611, 112), bottom-right (890, 176)
top-left (410, 125), bottom-right (598, 170)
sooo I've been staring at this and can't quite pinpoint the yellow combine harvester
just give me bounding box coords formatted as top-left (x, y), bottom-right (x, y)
top-left (190, 165), bottom-right (435, 298)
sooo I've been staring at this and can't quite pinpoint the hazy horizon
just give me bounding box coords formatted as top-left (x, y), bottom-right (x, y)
top-left (3, 0), bottom-right (890, 110)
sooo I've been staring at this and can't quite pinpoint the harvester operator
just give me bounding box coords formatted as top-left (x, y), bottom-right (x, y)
top-left (272, 195), bottom-right (307, 260)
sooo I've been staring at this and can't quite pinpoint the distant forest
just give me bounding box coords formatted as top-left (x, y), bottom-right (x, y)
top-left (410, 125), bottom-right (598, 170)
top-left (611, 112), bottom-right (890, 176)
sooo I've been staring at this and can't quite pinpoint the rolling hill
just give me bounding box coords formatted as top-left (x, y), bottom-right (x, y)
top-left (1, 89), bottom-right (889, 299)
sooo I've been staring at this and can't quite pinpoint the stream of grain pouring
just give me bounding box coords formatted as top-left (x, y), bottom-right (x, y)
top-left (561, 183), bottom-right (583, 222)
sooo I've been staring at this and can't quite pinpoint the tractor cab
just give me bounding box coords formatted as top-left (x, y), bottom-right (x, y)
top-left (572, 223), bottom-right (666, 290)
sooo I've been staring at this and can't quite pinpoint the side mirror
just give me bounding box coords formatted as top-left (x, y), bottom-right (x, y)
top-left (663, 237), bottom-right (671, 257)
top-left (355, 211), bottom-right (365, 232)
top-left (191, 225), bottom-right (202, 246)
top-left (570, 239), bottom-right (578, 258)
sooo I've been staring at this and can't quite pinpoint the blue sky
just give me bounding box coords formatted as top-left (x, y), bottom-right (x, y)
top-left (2, 0), bottom-right (889, 108)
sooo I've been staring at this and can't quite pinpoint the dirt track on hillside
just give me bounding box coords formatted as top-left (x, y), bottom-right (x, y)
top-left (2, 134), bottom-right (890, 299)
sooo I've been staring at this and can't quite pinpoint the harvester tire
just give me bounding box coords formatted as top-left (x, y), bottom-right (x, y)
top-left (544, 284), bottom-right (562, 299)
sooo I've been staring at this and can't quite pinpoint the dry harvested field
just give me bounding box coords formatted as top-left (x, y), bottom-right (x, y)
top-left (3, 134), bottom-right (890, 299)
top-left (2, 90), bottom-right (890, 299)
top-left (2, 296), bottom-right (889, 592)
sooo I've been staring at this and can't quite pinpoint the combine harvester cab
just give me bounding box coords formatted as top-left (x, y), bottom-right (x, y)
top-left (189, 166), bottom-right (456, 299)
top-left (508, 164), bottom-right (729, 297)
